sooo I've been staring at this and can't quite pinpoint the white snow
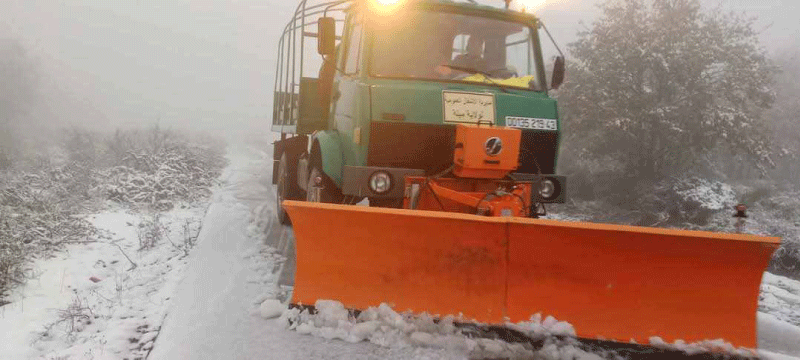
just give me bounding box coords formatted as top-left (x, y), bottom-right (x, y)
top-left (762, 350), bottom-right (800, 360)
top-left (259, 299), bottom-right (286, 319)
top-left (758, 272), bottom-right (800, 359)
top-left (760, 272), bottom-right (800, 327)
top-left (0, 205), bottom-right (206, 359)
top-left (147, 143), bottom-right (463, 359)
top-left (758, 313), bottom-right (800, 358)
top-left (283, 299), bottom-right (601, 360)
top-left (674, 177), bottom-right (737, 211)
top-left (507, 313), bottom-right (577, 338)
top-left (648, 336), bottom-right (756, 357)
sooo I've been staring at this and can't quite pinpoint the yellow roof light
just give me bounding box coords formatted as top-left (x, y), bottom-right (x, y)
top-left (512, 0), bottom-right (545, 13)
top-left (368, 0), bottom-right (406, 15)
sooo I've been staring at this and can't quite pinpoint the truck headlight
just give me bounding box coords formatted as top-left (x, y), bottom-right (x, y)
top-left (369, 171), bottom-right (392, 194)
top-left (539, 179), bottom-right (556, 200)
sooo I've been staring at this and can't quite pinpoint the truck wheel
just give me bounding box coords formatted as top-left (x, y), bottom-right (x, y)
top-left (276, 152), bottom-right (300, 225)
top-left (306, 166), bottom-right (343, 204)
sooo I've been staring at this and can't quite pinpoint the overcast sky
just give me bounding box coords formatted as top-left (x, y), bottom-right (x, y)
top-left (1, 0), bottom-right (797, 134)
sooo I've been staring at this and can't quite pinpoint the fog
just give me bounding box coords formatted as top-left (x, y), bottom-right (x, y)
top-left (2, 1), bottom-right (298, 136)
top-left (1, 0), bottom-right (798, 137)
top-left (535, 0), bottom-right (799, 50)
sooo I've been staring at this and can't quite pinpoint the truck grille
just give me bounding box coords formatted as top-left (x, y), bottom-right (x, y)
top-left (367, 122), bottom-right (559, 175)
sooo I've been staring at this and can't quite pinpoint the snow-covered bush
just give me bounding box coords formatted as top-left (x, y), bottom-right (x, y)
top-left (0, 218), bottom-right (27, 305)
top-left (771, 241), bottom-right (800, 279)
top-left (98, 126), bottom-right (226, 210)
top-left (136, 213), bottom-right (166, 250)
top-left (36, 295), bottom-right (96, 343)
top-left (670, 177), bottom-right (736, 223)
top-left (744, 189), bottom-right (800, 280)
top-left (39, 125), bottom-right (227, 210)
top-left (636, 177), bottom-right (737, 226)
top-left (0, 170), bottom-right (99, 302)
top-left (0, 125), bottom-right (226, 303)
top-left (0, 171), bottom-right (98, 243)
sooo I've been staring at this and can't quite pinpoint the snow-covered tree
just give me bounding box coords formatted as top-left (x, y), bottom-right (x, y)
top-left (558, 0), bottom-right (777, 181)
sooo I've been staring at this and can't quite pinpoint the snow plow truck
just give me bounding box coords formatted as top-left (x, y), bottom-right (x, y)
top-left (271, 0), bottom-right (781, 356)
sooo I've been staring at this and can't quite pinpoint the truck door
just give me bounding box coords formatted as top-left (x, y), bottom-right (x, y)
top-left (331, 13), bottom-right (365, 164)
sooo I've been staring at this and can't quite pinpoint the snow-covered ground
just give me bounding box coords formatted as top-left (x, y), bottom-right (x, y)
top-left (3, 137), bottom-right (799, 359)
top-left (276, 288), bottom-right (800, 360)
top-left (0, 205), bottom-right (206, 359)
top-left (759, 274), bottom-right (800, 359)
top-left (147, 144), bottom-right (460, 359)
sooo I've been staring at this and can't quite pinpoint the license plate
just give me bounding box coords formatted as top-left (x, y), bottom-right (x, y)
top-left (505, 116), bottom-right (558, 131)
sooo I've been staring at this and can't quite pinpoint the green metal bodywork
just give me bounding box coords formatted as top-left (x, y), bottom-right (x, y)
top-left (283, 0), bottom-right (561, 187)
top-left (364, 79), bottom-right (561, 170)
top-left (314, 131), bottom-right (345, 184)
top-left (367, 79), bottom-right (559, 127)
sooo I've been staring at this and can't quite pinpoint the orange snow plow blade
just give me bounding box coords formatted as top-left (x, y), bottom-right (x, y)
top-left (283, 201), bottom-right (780, 348)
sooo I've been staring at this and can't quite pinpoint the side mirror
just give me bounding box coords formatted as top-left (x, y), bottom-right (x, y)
top-left (318, 17), bottom-right (336, 56)
top-left (551, 56), bottom-right (565, 90)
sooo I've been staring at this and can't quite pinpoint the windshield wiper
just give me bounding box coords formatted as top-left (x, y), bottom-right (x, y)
top-left (438, 64), bottom-right (511, 93)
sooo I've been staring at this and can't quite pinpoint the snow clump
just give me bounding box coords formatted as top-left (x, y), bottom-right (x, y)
top-left (505, 313), bottom-right (577, 338)
top-left (259, 299), bottom-right (287, 319)
top-left (649, 336), bottom-right (757, 357)
top-left (283, 300), bottom-right (591, 359)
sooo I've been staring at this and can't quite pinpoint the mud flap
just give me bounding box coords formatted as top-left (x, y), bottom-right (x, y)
top-left (282, 201), bottom-right (780, 348)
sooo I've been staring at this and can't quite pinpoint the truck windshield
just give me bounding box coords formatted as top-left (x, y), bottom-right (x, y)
top-left (370, 10), bottom-right (541, 90)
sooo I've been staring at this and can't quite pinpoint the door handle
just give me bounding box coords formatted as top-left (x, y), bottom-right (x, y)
top-left (332, 90), bottom-right (341, 101)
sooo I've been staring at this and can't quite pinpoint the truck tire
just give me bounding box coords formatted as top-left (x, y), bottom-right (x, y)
top-left (277, 151), bottom-right (301, 225)
top-left (306, 165), bottom-right (343, 204)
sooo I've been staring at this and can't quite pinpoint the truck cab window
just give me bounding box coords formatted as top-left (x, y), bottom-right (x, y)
top-left (451, 33), bottom-right (487, 74)
top-left (371, 10), bottom-right (538, 89)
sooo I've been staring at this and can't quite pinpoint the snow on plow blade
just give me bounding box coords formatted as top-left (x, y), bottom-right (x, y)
top-left (282, 200), bottom-right (780, 348)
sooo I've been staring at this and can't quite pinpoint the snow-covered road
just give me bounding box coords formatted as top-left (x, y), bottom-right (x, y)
top-left (147, 139), bottom-right (800, 360)
top-left (147, 143), bottom-right (460, 360)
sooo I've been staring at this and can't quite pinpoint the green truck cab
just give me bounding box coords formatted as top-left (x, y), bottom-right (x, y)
top-left (273, 0), bottom-right (566, 224)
